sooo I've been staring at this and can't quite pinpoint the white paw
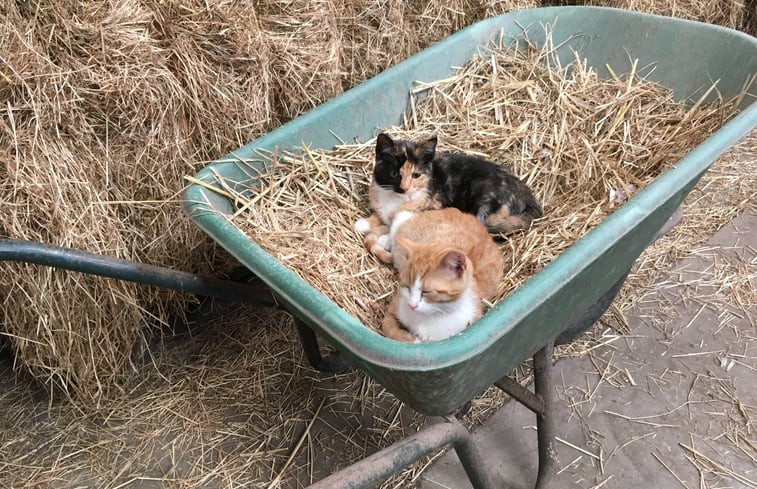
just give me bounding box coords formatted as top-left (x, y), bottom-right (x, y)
top-left (377, 233), bottom-right (391, 251)
top-left (354, 218), bottom-right (371, 235)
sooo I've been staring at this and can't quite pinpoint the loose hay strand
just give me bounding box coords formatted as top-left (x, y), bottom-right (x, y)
top-left (267, 396), bottom-right (326, 489)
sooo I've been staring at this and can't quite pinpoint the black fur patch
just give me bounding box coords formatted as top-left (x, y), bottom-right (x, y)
top-left (431, 152), bottom-right (542, 222)
top-left (373, 133), bottom-right (542, 232)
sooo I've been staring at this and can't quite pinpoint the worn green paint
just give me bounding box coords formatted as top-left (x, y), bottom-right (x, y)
top-left (183, 7), bottom-right (757, 415)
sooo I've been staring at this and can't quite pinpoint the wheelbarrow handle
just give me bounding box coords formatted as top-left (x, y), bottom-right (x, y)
top-left (0, 238), bottom-right (276, 308)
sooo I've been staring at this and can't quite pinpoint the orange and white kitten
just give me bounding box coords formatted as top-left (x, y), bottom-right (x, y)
top-left (381, 208), bottom-right (504, 342)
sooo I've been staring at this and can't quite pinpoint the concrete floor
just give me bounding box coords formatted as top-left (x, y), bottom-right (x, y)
top-left (421, 214), bottom-right (756, 489)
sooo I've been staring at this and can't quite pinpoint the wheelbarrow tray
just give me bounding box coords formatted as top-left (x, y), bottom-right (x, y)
top-left (183, 6), bottom-right (757, 416)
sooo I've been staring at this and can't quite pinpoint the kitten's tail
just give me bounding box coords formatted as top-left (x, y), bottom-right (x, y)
top-left (485, 189), bottom-right (543, 234)
top-left (522, 189), bottom-right (543, 220)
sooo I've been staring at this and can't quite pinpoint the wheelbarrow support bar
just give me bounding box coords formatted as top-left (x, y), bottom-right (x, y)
top-left (494, 342), bottom-right (557, 488)
top-left (307, 416), bottom-right (495, 489)
top-left (0, 238), bottom-right (276, 307)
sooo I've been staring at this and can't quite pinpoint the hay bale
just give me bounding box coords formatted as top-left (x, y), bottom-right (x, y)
top-left (216, 34), bottom-right (735, 332)
top-left (0, 0), bottom-right (336, 404)
top-left (579, 0), bottom-right (752, 34)
top-left (254, 0), bottom-right (344, 119)
top-left (335, 0), bottom-right (541, 89)
top-left (0, 0), bottom-right (542, 405)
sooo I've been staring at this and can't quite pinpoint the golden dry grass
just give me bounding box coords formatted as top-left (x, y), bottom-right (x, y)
top-left (586, 0), bottom-right (754, 35)
top-left (1, 0), bottom-right (751, 407)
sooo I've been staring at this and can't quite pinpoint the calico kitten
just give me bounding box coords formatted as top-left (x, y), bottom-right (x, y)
top-left (355, 133), bottom-right (542, 260)
top-left (381, 208), bottom-right (503, 343)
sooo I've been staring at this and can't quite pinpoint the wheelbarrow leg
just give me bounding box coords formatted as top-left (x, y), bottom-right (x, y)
top-left (293, 317), bottom-right (351, 374)
top-left (533, 341), bottom-right (557, 489)
top-left (494, 340), bottom-right (557, 488)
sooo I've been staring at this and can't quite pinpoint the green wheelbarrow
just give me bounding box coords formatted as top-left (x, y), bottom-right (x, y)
top-left (181, 7), bottom-right (757, 489)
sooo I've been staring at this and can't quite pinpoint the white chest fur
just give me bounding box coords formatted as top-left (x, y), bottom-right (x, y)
top-left (371, 183), bottom-right (410, 224)
top-left (397, 287), bottom-right (479, 342)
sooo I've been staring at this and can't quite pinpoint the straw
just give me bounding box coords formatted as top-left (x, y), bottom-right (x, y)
top-left (1, 2), bottom-right (754, 489)
top-left (0, 0), bottom-right (540, 406)
top-left (218, 33), bottom-right (738, 333)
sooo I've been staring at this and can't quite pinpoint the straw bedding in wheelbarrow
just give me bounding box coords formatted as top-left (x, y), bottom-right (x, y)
top-left (214, 36), bottom-right (737, 333)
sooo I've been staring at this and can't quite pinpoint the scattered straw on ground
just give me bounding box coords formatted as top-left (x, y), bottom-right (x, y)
top-left (551, 203), bottom-right (756, 487)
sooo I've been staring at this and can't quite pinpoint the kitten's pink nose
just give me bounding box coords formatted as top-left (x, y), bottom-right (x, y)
top-left (409, 302), bottom-right (418, 310)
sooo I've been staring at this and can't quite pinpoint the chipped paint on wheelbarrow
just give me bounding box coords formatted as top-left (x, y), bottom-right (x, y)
top-left (183, 7), bottom-right (757, 416)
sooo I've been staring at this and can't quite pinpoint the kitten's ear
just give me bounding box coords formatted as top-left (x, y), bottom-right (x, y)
top-left (442, 250), bottom-right (467, 278)
top-left (417, 135), bottom-right (437, 162)
top-left (376, 133), bottom-right (394, 156)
